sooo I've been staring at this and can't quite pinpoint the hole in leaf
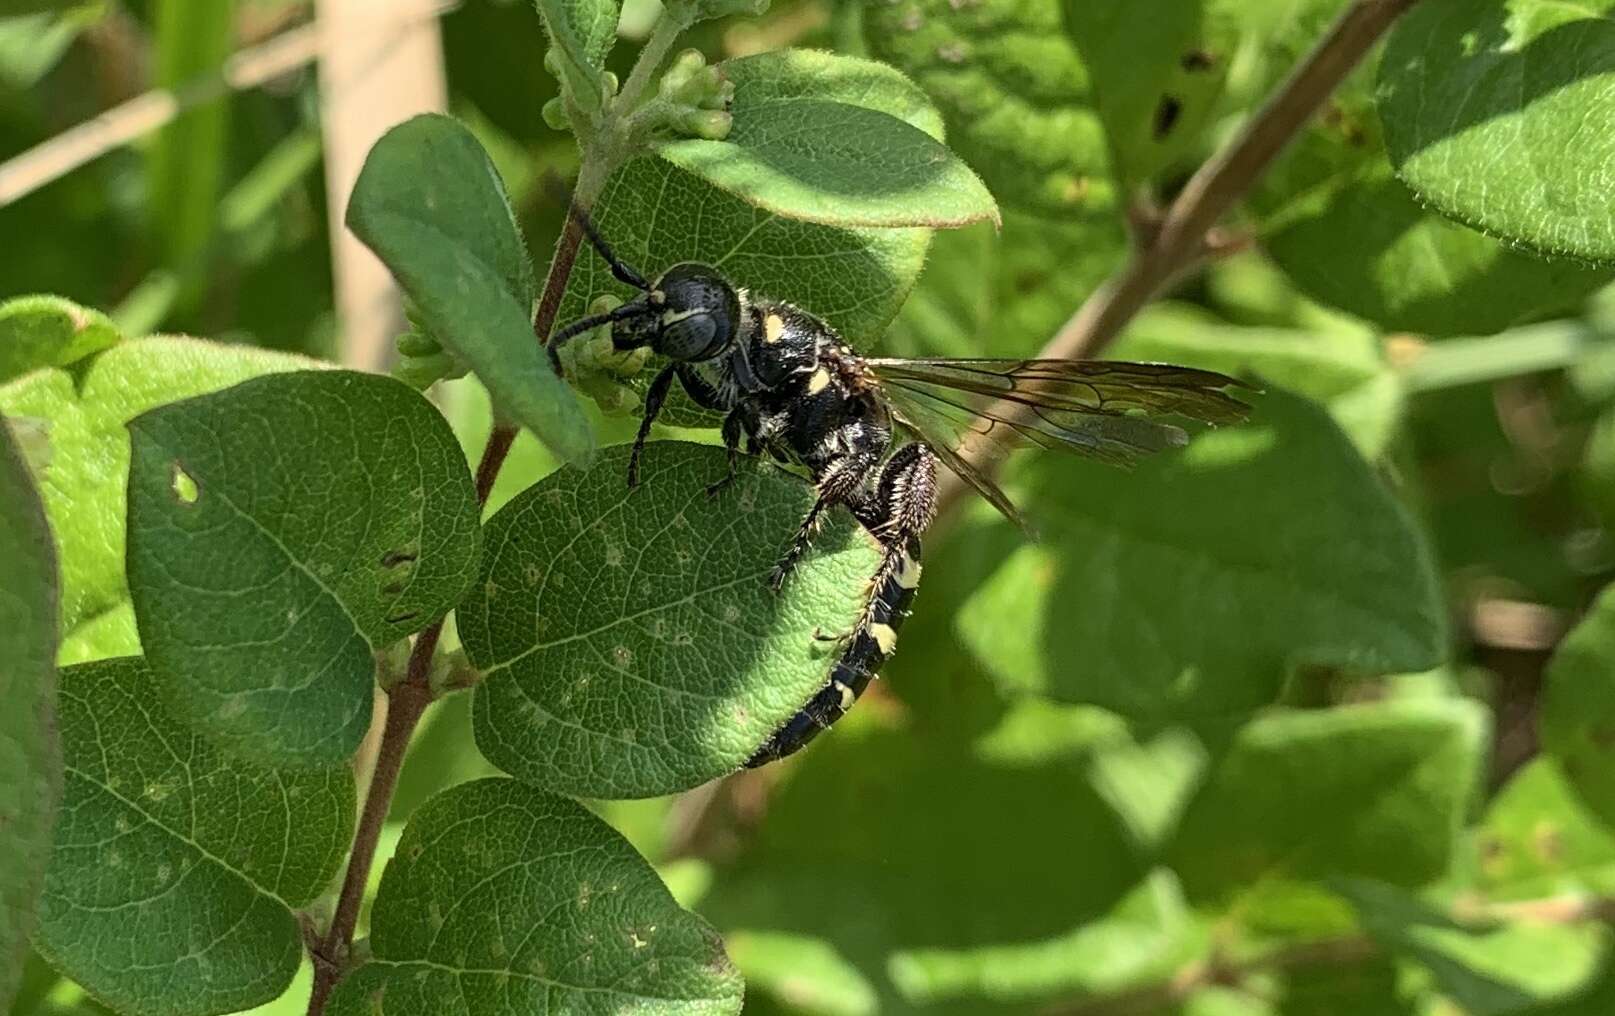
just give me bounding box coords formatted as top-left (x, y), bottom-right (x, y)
top-left (171, 463), bottom-right (200, 504)
top-left (1181, 49), bottom-right (1215, 71)
top-left (1153, 95), bottom-right (1182, 139)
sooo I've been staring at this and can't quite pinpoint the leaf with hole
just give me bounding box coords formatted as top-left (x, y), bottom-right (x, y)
top-left (0, 336), bottom-right (322, 663)
top-left (1377, 0), bottom-right (1615, 263)
top-left (862, 0), bottom-right (1128, 353)
top-left (956, 389), bottom-right (1446, 722)
top-left (0, 418), bottom-right (59, 1009)
top-left (461, 441), bottom-right (879, 798)
top-left (327, 778), bottom-right (743, 1016)
top-left (1169, 700), bottom-right (1486, 899)
top-left (347, 114), bottom-right (593, 462)
top-left (126, 370), bottom-right (481, 768)
top-left (1062, 0), bottom-right (1237, 185)
top-left (657, 50), bottom-right (996, 229)
top-left (32, 657), bottom-right (354, 1016)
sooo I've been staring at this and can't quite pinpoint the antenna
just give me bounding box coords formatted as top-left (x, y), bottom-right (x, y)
top-left (544, 173), bottom-right (651, 292)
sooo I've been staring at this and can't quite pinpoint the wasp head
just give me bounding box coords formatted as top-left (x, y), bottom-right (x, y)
top-left (620, 262), bottom-right (741, 362)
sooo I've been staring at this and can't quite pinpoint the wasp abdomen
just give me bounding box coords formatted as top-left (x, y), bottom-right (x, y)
top-left (744, 536), bottom-right (923, 767)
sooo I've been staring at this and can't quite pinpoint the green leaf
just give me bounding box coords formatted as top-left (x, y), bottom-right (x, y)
top-left (0, 418), bottom-right (60, 1009)
top-left (327, 778), bottom-right (743, 1016)
top-left (700, 706), bottom-right (1149, 1015)
top-left (1473, 758), bottom-right (1615, 903)
top-left (1377, 0), bottom-right (1615, 263)
top-left (956, 389), bottom-right (1446, 722)
top-left (1114, 304), bottom-right (1403, 458)
top-left (725, 932), bottom-right (877, 1016)
top-left (125, 369), bottom-right (481, 768)
top-left (461, 441), bottom-right (879, 797)
top-left (863, 0), bottom-right (1128, 355)
top-left (1254, 62), bottom-right (1610, 335)
top-left (34, 657), bottom-right (354, 1016)
top-left (559, 156), bottom-right (929, 358)
top-left (347, 114), bottom-right (594, 462)
top-left (1542, 583), bottom-right (1615, 829)
top-left (1169, 700), bottom-right (1486, 899)
top-left (0, 295), bottom-right (120, 384)
top-left (1339, 879), bottom-right (1609, 1016)
top-left (885, 872), bottom-right (1199, 1008)
top-left (0, 337), bottom-right (322, 661)
top-left (658, 50), bottom-right (997, 229)
top-left (1062, 0), bottom-right (1235, 185)
top-left (535, 0), bottom-right (616, 111)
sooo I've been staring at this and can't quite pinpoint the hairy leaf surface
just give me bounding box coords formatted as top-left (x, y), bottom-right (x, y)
top-left (348, 114), bottom-right (593, 461)
top-left (535, 0), bottom-right (616, 110)
top-left (126, 370), bottom-right (481, 767)
top-left (34, 658), bottom-right (354, 1016)
top-left (1378, 0), bottom-right (1615, 263)
top-left (328, 778), bottom-right (743, 1016)
top-left (0, 337), bottom-right (320, 662)
top-left (0, 295), bottom-right (119, 384)
top-left (462, 441), bottom-right (878, 798)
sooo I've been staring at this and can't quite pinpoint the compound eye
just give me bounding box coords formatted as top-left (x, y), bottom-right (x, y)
top-left (661, 312), bottom-right (722, 360)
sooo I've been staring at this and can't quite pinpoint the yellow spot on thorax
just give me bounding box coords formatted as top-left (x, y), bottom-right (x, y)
top-left (807, 367), bottom-right (832, 394)
top-left (764, 314), bottom-right (786, 344)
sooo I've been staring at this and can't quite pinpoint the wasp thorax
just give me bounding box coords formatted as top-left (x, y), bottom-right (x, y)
top-left (617, 262), bottom-right (740, 362)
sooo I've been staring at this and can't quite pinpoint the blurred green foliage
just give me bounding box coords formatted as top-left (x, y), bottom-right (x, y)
top-left (9, 1), bottom-right (1615, 1015)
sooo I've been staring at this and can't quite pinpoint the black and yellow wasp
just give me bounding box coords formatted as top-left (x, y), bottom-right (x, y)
top-left (549, 216), bottom-right (1251, 767)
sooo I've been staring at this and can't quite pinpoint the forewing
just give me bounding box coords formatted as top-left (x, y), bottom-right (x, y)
top-left (866, 358), bottom-right (1251, 530)
top-left (866, 358), bottom-right (1252, 425)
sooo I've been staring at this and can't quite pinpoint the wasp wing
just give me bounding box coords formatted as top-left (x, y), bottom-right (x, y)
top-left (863, 357), bottom-right (1252, 532)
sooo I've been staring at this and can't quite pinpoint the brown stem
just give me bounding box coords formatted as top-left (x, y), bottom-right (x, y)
top-left (932, 0), bottom-right (1422, 521)
top-left (306, 184), bottom-right (596, 1013)
top-left (305, 626), bottom-right (437, 1014)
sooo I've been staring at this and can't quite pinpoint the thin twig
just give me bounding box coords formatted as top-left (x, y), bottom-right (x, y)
top-left (932, 0), bottom-right (1422, 520)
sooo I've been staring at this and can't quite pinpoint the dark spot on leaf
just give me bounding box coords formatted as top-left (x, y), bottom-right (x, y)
top-left (1153, 95), bottom-right (1183, 140)
top-left (382, 581), bottom-right (407, 596)
top-left (1014, 271), bottom-right (1045, 295)
top-left (385, 609), bottom-right (420, 625)
top-left (1181, 49), bottom-right (1215, 71)
top-left (381, 548), bottom-right (418, 568)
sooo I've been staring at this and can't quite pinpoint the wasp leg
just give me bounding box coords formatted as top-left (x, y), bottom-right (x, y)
top-left (706, 410), bottom-right (747, 497)
top-left (627, 364), bottom-right (677, 490)
top-left (746, 444), bottom-right (937, 768)
top-left (769, 443), bottom-right (880, 591)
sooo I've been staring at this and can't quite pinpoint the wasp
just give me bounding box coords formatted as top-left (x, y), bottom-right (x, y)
top-left (549, 214), bottom-right (1251, 768)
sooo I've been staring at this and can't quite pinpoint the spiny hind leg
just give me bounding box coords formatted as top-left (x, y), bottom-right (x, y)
top-left (769, 440), bottom-right (882, 591)
top-left (853, 442), bottom-right (938, 551)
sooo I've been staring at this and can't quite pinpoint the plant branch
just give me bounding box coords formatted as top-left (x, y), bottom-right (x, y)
top-left (305, 154), bottom-right (602, 1009)
top-left (932, 0), bottom-right (1422, 521)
